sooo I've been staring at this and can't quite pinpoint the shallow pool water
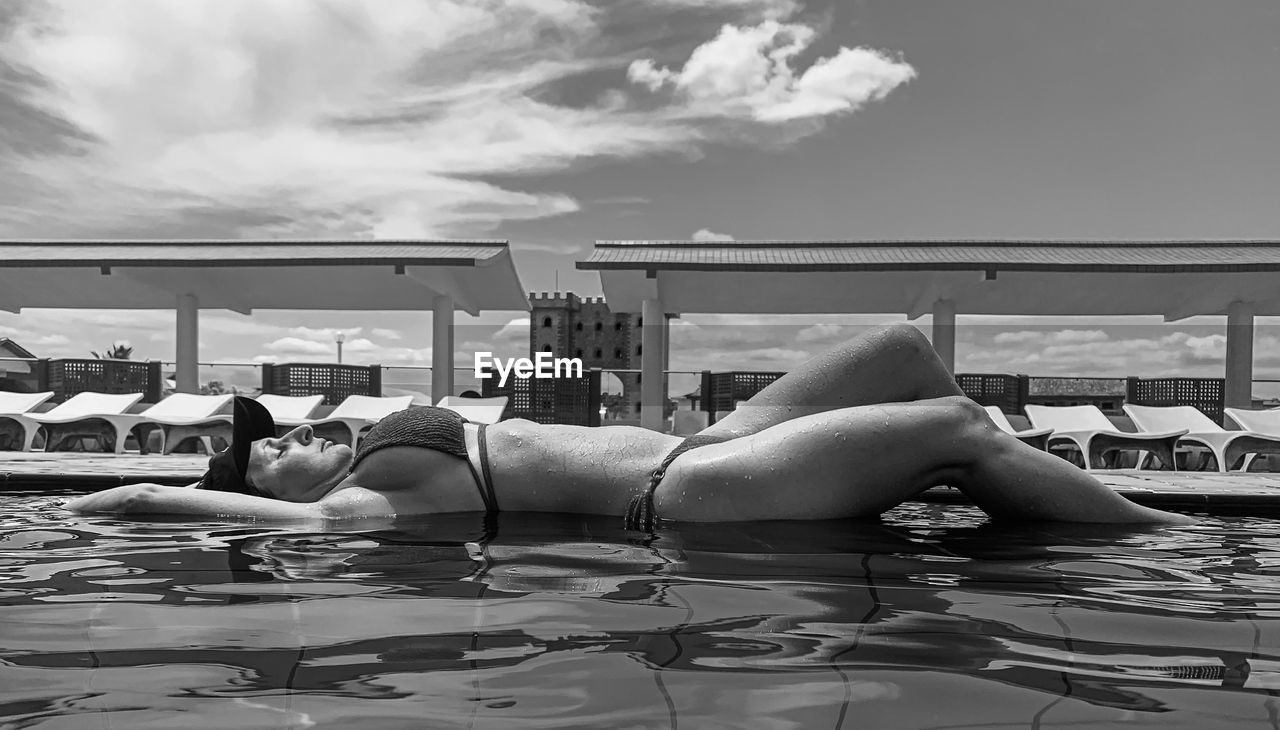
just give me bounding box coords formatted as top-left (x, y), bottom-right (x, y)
top-left (1, 491), bottom-right (1278, 729)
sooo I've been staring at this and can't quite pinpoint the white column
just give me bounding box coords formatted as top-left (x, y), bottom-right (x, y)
top-left (1225, 300), bottom-right (1255, 409)
top-left (662, 313), bottom-right (673, 418)
top-left (432, 295), bottom-right (455, 403)
top-left (175, 293), bottom-right (199, 394)
top-left (640, 298), bottom-right (666, 431)
top-left (931, 298), bottom-right (956, 374)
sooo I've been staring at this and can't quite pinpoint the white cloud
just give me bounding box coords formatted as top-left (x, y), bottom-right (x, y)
top-left (371, 328), bottom-right (402, 341)
top-left (648, 0), bottom-right (799, 20)
top-left (494, 317), bottom-right (532, 340)
top-left (341, 337), bottom-right (379, 354)
top-left (0, 309), bottom-right (177, 358)
top-left (0, 2), bottom-right (915, 239)
top-left (30, 334), bottom-right (73, 348)
top-left (992, 330), bottom-right (1044, 344)
top-left (0, 1), bottom-right (614, 237)
top-left (992, 329), bottom-right (1108, 345)
top-left (691, 228), bottom-right (735, 241)
top-left (263, 337), bottom-right (335, 356)
top-left (1049, 329), bottom-right (1109, 344)
top-left (795, 322), bottom-right (848, 343)
top-left (629, 20), bottom-right (916, 123)
top-left (1162, 332), bottom-right (1226, 363)
top-left (962, 325), bottom-right (1250, 378)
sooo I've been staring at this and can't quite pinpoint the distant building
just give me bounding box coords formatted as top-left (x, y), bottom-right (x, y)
top-left (529, 292), bottom-right (645, 418)
top-left (0, 338), bottom-right (38, 393)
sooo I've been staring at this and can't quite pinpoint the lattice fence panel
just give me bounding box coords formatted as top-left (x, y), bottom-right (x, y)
top-left (1126, 377), bottom-right (1225, 425)
top-left (263, 363), bottom-right (380, 405)
top-left (482, 373), bottom-right (598, 425)
top-left (46, 359), bottom-right (160, 402)
top-left (706, 371), bottom-right (786, 414)
top-left (955, 373), bottom-right (1030, 415)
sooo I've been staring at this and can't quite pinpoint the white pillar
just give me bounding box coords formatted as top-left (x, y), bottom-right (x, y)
top-left (432, 295), bottom-right (455, 403)
top-left (662, 313), bottom-right (673, 417)
top-left (175, 293), bottom-right (199, 394)
top-left (931, 298), bottom-right (956, 374)
top-left (640, 298), bottom-right (666, 431)
top-left (1225, 300), bottom-right (1255, 409)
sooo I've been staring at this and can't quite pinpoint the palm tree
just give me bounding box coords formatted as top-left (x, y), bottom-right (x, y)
top-left (91, 341), bottom-right (133, 360)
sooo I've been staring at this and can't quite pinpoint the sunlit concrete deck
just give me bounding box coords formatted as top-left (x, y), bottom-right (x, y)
top-left (4, 452), bottom-right (1280, 516)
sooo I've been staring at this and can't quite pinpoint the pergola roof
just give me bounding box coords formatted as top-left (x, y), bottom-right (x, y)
top-left (0, 239), bottom-right (530, 315)
top-left (579, 240), bottom-right (1280, 319)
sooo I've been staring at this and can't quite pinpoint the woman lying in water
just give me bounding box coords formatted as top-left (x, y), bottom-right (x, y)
top-left (66, 324), bottom-right (1193, 526)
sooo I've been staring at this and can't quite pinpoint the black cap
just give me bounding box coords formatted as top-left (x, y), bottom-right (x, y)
top-left (197, 396), bottom-right (278, 494)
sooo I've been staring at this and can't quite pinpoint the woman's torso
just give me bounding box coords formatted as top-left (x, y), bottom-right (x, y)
top-left (343, 417), bottom-right (682, 516)
top-left (483, 419), bottom-right (682, 514)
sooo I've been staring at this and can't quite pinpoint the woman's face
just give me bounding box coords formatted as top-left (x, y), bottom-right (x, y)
top-left (246, 425), bottom-right (354, 502)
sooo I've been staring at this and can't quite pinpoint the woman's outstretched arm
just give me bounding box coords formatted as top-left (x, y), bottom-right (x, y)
top-left (67, 483), bottom-right (406, 521)
top-left (66, 483), bottom-right (324, 519)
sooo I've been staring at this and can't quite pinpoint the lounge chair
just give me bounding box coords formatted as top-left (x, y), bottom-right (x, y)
top-left (27, 391), bottom-right (146, 454)
top-left (1124, 404), bottom-right (1280, 472)
top-left (1225, 407), bottom-right (1280, 435)
top-left (0, 391), bottom-right (55, 451)
top-left (1225, 408), bottom-right (1280, 470)
top-left (254, 394), bottom-right (326, 421)
top-left (275, 394), bottom-right (414, 447)
top-left (133, 393), bottom-right (235, 455)
top-left (380, 387), bottom-right (434, 405)
top-left (983, 406), bottom-right (1052, 451)
top-left (1023, 404), bottom-right (1187, 470)
top-left (436, 396), bottom-right (509, 425)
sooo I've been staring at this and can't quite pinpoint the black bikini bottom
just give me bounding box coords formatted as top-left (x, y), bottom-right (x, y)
top-left (624, 433), bottom-right (733, 531)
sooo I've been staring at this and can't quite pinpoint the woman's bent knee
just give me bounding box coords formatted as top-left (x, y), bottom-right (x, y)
top-left (866, 325), bottom-right (959, 396)
top-left (925, 397), bottom-right (1002, 449)
top-left (926, 395), bottom-right (987, 424)
top-left (867, 323), bottom-right (932, 356)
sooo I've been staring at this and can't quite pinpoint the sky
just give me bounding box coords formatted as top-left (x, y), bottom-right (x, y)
top-left (1, 0), bottom-right (1278, 396)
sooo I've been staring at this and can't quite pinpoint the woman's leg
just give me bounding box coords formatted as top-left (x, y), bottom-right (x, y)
top-left (660, 396), bottom-right (1192, 524)
top-left (700, 324), bottom-right (963, 439)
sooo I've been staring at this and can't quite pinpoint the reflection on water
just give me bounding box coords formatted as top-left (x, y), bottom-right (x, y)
top-left (1, 491), bottom-right (1279, 728)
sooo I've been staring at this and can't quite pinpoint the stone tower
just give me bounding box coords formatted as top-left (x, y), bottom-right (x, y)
top-left (529, 292), bottom-right (644, 418)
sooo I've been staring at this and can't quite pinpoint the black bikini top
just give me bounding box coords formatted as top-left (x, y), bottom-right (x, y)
top-left (351, 406), bottom-right (498, 512)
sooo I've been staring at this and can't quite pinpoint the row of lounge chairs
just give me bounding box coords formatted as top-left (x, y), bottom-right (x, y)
top-left (0, 391), bottom-right (508, 455)
top-left (986, 404), bottom-right (1280, 472)
top-left (5, 390), bottom-right (1279, 472)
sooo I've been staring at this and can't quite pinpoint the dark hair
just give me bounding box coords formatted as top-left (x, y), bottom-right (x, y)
top-left (197, 448), bottom-right (255, 495)
top-left (194, 397), bottom-right (278, 496)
